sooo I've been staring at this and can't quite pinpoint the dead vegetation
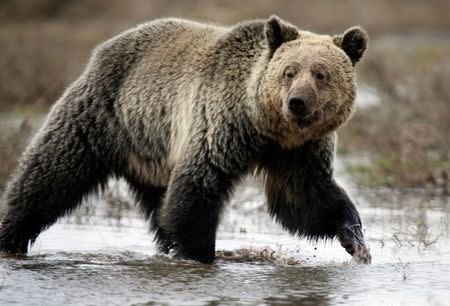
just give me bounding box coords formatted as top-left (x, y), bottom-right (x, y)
top-left (394, 258), bottom-right (411, 281)
top-left (0, 118), bottom-right (33, 190)
top-left (339, 42), bottom-right (450, 191)
top-left (216, 246), bottom-right (303, 265)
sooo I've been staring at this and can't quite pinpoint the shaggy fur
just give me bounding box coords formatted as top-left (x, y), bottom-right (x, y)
top-left (259, 134), bottom-right (369, 261)
top-left (0, 16), bottom-right (370, 263)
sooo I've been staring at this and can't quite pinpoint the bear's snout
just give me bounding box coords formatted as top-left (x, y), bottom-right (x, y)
top-left (286, 77), bottom-right (318, 120)
top-left (288, 96), bottom-right (308, 116)
top-left (286, 86), bottom-right (320, 128)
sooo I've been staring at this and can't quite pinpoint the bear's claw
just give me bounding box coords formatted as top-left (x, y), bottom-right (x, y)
top-left (337, 224), bottom-right (372, 264)
top-left (351, 243), bottom-right (372, 264)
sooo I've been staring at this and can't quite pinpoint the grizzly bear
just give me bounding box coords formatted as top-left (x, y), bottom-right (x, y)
top-left (0, 16), bottom-right (371, 263)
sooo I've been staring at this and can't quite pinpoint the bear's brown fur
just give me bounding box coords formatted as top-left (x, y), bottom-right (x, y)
top-left (0, 16), bottom-right (370, 263)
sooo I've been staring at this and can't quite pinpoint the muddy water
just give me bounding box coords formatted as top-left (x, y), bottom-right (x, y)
top-left (0, 172), bottom-right (449, 306)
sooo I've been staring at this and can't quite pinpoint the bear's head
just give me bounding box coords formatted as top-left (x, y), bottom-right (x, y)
top-left (255, 16), bottom-right (368, 148)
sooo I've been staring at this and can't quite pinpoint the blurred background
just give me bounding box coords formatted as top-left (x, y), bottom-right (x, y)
top-left (0, 0), bottom-right (449, 192)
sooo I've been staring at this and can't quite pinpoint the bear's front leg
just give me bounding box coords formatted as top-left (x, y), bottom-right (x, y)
top-left (261, 133), bottom-right (371, 264)
top-left (322, 183), bottom-right (372, 264)
top-left (158, 157), bottom-right (237, 263)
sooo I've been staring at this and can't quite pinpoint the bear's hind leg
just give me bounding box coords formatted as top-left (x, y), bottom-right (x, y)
top-left (125, 177), bottom-right (173, 254)
top-left (0, 121), bottom-right (110, 254)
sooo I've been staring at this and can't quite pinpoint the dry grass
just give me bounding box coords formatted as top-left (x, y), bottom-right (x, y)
top-left (216, 246), bottom-right (303, 265)
top-left (0, 22), bottom-right (113, 111)
top-left (394, 258), bottom-right (411, 281)
top-left (0, 118), bottom-right (33, 190)
top-left (2, 0), bottom-right (450, 32)
top-left (339, 40), bottom-right (450, 191)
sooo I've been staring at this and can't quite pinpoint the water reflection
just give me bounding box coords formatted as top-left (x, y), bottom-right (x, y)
top-left (0, 177), bottom-right (449, 305)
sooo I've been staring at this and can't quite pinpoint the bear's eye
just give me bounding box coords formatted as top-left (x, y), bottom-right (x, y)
top-left (315, 72), bottom-right (325, 81)
top-left (283, 67), bottom-right (296, 80)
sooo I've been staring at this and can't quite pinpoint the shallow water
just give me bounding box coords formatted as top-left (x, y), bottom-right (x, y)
top-left (0, 173), bottom-right (449, 306)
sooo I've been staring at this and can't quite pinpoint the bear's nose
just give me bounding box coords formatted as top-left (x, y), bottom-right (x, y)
top-left (288, 97), bottom-right (307, 115)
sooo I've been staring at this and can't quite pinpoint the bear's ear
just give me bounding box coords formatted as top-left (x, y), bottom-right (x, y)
top-left (265, 15), bottom-right (299, 57)
top-left (333, 26), bottom-right (368, 65)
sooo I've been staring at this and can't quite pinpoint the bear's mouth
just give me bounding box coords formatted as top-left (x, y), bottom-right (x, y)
top-left (295, 111), bottom-right (320, 129)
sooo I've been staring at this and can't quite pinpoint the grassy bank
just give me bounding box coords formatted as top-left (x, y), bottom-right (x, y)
top-left (338, 38), bottom-right (450, 192)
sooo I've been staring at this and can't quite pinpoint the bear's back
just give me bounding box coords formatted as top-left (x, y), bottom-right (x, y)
top-left (112, 19), bottom-right (229, 186)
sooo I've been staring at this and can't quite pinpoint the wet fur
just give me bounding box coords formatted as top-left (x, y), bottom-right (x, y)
top-left (259, 134), bottom-right (363, 240)
top-left (0, 17), bottom-right (367, 263)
